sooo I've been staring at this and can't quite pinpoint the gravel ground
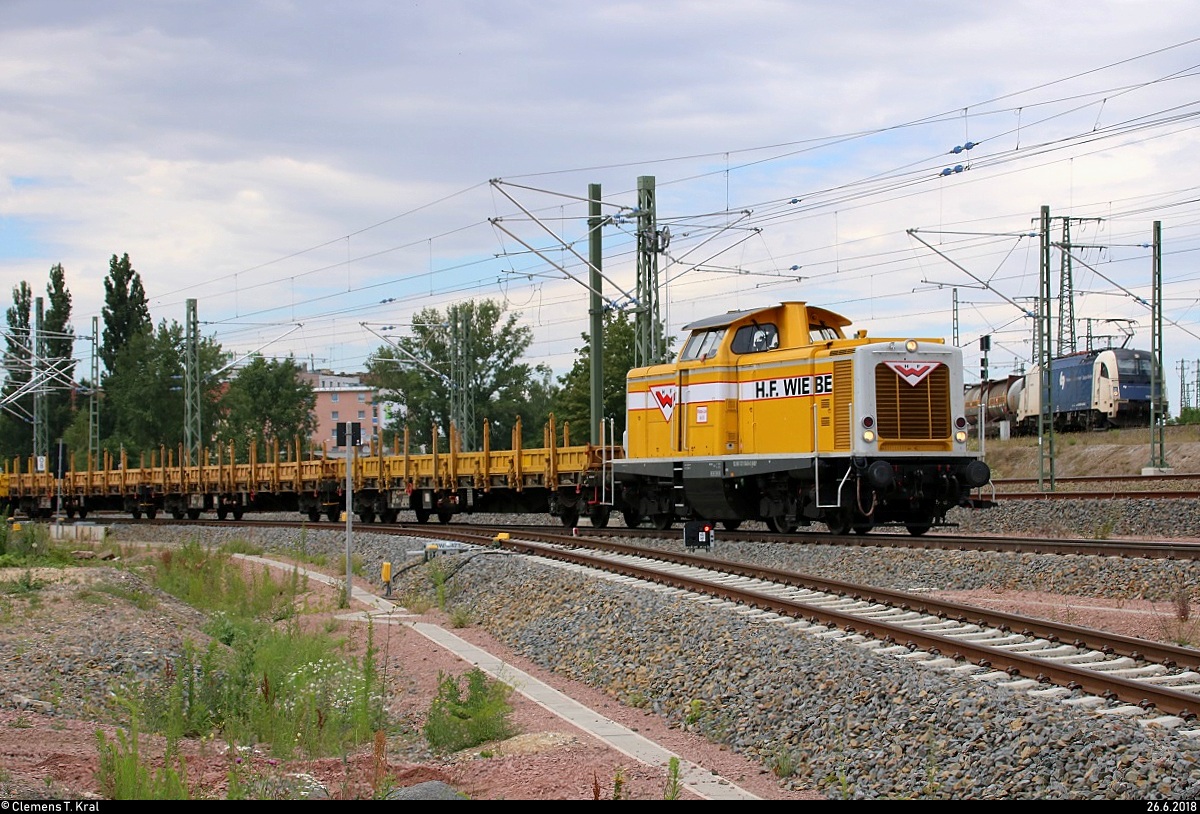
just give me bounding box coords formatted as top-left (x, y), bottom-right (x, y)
top-left (5, 500), bottom-right (1200, 800)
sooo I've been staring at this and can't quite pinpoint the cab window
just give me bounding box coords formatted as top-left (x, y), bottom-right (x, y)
top-left (680, 328), bottom-right (727, 361)
top-left (731, 324), bottom-right (779, 354)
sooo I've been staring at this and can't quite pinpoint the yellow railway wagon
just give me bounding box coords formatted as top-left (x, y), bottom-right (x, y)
top-left (6, 415), bottom-right (624, 528)
top-left (614, 301), bottom-right (992, 535)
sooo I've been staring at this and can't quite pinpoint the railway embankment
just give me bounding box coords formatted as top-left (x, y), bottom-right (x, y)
top-left (89, 518), bottom-right (1200, 800)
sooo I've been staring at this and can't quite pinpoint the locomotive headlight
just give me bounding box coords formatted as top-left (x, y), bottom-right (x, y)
top-left (905, 339), bottom-right (918, 353)
top-left (955, 429), bottom-right (968, 444)
top-left (861, 416), bottom-right (876, 443)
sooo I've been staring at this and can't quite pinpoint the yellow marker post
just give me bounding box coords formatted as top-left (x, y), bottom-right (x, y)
top-left (381, 561), bottom-right (392, 597)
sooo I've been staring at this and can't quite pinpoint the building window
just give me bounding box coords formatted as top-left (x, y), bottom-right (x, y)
top-left (331, 411), bottom-right (339, 421)
top-left (358, 410), bottom-right (365, 420)
top-left (358, 393), bottom-right (366, 402)
top-left (331, 393), bottom-right (339, 403)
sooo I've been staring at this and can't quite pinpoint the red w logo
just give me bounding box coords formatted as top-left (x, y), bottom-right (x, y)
top-left (649, 385), bottom-right (677, 421)
top-left (884, 361), bottom-right (940, 387)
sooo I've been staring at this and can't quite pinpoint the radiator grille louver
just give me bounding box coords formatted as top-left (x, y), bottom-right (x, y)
top-left (875, 364), bottom-right (950, 440)
top-left (833, 361), bottom-right (853, 449)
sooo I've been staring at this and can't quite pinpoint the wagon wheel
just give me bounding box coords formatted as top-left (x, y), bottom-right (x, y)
top-left (852, 523), bottom-right (874, 535)
top-left (823, 511), bottom-right (851, 535)
top-left (187, 509), bottom-right (201, 520)
top-left (651, 513), bottom-right (673, 530)
top-left (766, 515), bottom-right (796, 534)
top-left (722, 520), bottom-right (742, 531)
top-left (436, 509), bottom-right (453, 524)
top-left (559, 507), bottom-right (580, 528)
top-left (905, 523), bottom-right (931, 537)
top-left (414, 507), bottom-right (431, 524)
top-left (622, 510), bottom-right (644, 528)
top-left (589, 506), bottom-right (610, 529)
top-left (308, 509), bottom-right (321, 523)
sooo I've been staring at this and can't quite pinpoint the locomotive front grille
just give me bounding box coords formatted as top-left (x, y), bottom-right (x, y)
top-left (874, 363), bottom-right (951, 440)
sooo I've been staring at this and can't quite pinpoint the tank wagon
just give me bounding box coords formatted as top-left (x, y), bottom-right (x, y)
top-left (612, 302), bottom-right (992, 535)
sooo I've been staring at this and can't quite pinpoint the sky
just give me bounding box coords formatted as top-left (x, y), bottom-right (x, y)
top-left (3, 1), bottom-right (1200, 408)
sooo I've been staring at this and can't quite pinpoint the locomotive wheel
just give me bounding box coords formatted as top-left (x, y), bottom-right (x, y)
top-left (824, 513), bottom-right (851, 535)
top-left (589, 506), bottom-right (610, 528)
top-left (651, 513), bottom-right (673, 530)
top-left (905, 523), bottom-right (931, 536)
top-left (559, 507), bottom-right (580, 528)
top-left (622, 510), bottom-right (643, 528)
top-left (722, 520), bottom-right (742, 531)
top-left (766, 515), bottom-right (796, 534)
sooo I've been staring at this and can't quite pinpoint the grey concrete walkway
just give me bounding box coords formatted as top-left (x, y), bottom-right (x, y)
top-left (237, 554), bottom-right (763, 800)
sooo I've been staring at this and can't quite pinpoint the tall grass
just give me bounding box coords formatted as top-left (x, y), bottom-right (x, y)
top-left (94, 537), bottom-right (393, 801)
top-left (108, 539), bottom-right (387, 785)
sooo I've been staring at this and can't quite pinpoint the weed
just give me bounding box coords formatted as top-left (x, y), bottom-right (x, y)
top-left (771, 748), bottom-right (797, 778)
top-left (684, 698), bottom-right (706, 726)
top-left (94, 713), bottom-right (190, 800)
top-left (8, 714), bottom-right (31, 729)
top-left (663, 756), bottom-right (683, 800)
top-left (448, 604), bottom-right (472, 628)
top-left (402, 591), bottom-right (433, 614)
top-left (422, 667), bottom-right (515, 754)
top-left (625, 690), bottom-right (649, 709)
top-left (429, 561), bottom-right (449, 609)
top-left (611, 767), bottom-right (626, 800)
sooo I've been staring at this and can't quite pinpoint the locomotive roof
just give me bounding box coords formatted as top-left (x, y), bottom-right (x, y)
top-left (681, 302), bottom-right (851, 332)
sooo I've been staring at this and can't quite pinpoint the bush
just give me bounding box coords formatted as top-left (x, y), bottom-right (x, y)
top-left (423, 668), bottom-right (515, 754)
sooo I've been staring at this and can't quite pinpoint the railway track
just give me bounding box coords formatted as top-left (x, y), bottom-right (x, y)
top-left (126, 515), bottom-right (1200, 560)
top-left (471, 530), bottom-right (1200, 727)
top-left (112, 516), bottom-right (1200, 730)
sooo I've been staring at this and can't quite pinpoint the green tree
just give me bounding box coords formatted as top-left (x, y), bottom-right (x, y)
top-left (364, 299), bottom-right (551, 451)
top-left (42, 263), bottom-right (76, 446)
top-left (554, 308), bottom-right (637, 445)
top-left (100, 253), bottom-right (151, 375)
top-left (215, 355), bottom-right (317, 459)
top-left (100, 320), bottom-right (224, 462)
top-left (0, 281), bottom-right (34, 461)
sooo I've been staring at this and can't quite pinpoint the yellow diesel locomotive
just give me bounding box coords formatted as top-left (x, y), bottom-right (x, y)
top-left (611, 301), bottom-right (992, 535)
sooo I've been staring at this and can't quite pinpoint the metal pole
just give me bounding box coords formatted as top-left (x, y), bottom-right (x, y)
top-left (588, 182), bottom-right (604, 445)
top-left (345, 441), bottom-right (354, 605)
